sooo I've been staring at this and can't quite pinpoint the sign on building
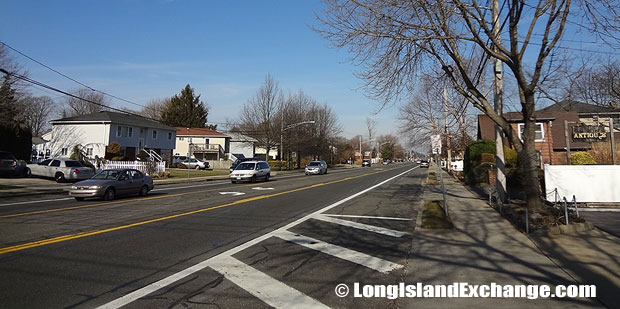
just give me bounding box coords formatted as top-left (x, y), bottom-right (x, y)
top-left (431, 134), bottom-right (442, 154)
top-left (572, 124), bottom-right (608, 142)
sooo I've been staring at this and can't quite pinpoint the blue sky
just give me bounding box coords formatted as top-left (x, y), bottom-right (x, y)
top-left (2, 0), bottom-right (400, 139)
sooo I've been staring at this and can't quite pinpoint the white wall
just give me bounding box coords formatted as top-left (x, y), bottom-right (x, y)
top-left (174, 136), bottom-right (227, 156)
top-left (45, 124), bottom-right (109, 158)
top-left (544, 164), bottom-right (620, 203)
top-left (229, 141), bottom-right (255, 159)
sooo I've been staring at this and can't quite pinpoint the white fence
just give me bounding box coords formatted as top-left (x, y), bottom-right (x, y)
top-left (544, 164), bottom-right (620, 203)
top-left (206, 160), bottom-right (232, 170)
top-left (101, 161), bottom-right (166, 175)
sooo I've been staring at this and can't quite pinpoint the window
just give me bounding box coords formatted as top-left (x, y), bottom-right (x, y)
top-left (152, 130), bottom-right (158, 139)
top-left (168, 132), bottom-right (173, 140)
top-left (86, 148), bottom-right (93, 156)
top-left (51, 160), bottom-right (61, 167)
top-left (130, 170), bottom-right (143, 179)
top-left (39, 159), bottom-right (52, 166)
top-left (179, 137), bottom-right (184, 141)
top-left (117, 126), bottom-right (122, 137)
top-left (61, 148), bottom-right (68, 156)
top-left (128, 127), bottom-right (133, 138)
top-left (518, 123), bottom-right (545, 142)
top-left (117, 126), bottom-right (133, 137)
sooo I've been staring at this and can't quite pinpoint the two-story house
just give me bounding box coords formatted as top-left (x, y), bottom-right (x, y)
top-left (174, 127), bottom-right (230, 161)
top-left (38, 111), bottom-right (177, 161)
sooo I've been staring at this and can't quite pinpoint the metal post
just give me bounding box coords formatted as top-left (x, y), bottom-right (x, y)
top-left (573, 195), bottom-right (580, 218)
top-left (611, 118), bottom-right (616, 165)
top-left (498, 198), bottom-right (503, 214)
top-left (565, 120), bottom-right (571, 164)
top-left (280, 112), bottom-right (283, 171)
top-left (443, 87), bottom-right (452, 173)
top-left (437, 153), bottom-right (448, 216)
top-left (525, 207), bottom-right (529, 234)
top-left (563, 197), bottom-right (569, 225)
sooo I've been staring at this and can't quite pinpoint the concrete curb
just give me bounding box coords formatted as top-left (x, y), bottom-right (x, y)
top-left (530, 222), bottom-right (594, 236)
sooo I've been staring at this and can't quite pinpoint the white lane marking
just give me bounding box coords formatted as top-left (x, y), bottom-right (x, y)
top-left (323, 214), bottom-right (412, 221)
top-left (312, 214), bottom-right (408, 237)
top-left (0, 197), bottom-right (73, 207)
top-left (251, 187), bottom-right (274, 190)
top-left (274, 230), bottom-right (403, 274)
top-left (219, 192), bottom-right (246, 196)
top-left (96, 166), bottom-right (418, 309)
top-left (578, 208), bottom-right (620, 212)
top-left (209, 256), bottom-right (329, 309)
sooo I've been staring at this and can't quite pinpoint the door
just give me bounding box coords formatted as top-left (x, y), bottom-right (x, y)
top-left (49, 160), bottom-right (61, 177)
top-left (116, 170), bottom-right (133, 195)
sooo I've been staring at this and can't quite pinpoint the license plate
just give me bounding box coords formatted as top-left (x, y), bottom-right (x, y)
top-left (236, 177), bottom-right (241, 180)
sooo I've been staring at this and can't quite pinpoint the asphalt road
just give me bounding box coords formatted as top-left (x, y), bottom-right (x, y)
top-left (0, 163), bottom-right (425, 308)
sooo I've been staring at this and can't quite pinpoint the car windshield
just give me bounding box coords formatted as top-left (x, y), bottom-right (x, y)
top-left (92, 170), bottom-right (120, 180)
top-left (307, 162), bottom-right (320, 166)
top-left (64, 160), bottom-right (83, 167)
top-left (236, 162), bottom-right (256, 170)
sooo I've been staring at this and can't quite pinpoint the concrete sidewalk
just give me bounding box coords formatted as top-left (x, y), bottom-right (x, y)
top-left (398, 168), bottom-right (608, 308)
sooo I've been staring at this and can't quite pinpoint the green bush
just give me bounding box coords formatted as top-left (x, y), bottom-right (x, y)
top-left (481, 153), bottom-right (495, 163)
top-left (571, 152), bottom-right (597, 165)
top-left (464, 139), bottom-right (495, 184)
top-left (504, 146), bottom-right (518, 167)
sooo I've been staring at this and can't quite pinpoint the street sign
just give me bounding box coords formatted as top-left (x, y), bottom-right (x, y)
top-left (431, 134), bottom-right (442, 154)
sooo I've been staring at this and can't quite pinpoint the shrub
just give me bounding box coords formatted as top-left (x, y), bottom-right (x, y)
top-left (177, 163), bottom-right (187, 169)
top-left (111, 156), bottom-right (125, 161)
top-left (504, 146), bottom-right (518, 167)
top-left (137, 149), bottom-right (149, 161)
top-left (481, 153), bottom-right (495, 163)
top-left (464, 139), bottom-right (495, 184)
top-left (571, 152), bottom-right (597, 165)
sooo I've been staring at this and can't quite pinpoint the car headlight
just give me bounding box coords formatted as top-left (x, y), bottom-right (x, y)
top-left (89, 185), bottom-right (103, 189)
top-left (71, 186), bottom-right (78, 189)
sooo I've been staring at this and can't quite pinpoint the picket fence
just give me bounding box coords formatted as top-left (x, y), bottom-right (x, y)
top-left (101, 161), bottom-right (166, 175)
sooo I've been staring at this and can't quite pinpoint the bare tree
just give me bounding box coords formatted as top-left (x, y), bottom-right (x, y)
top-left (235, 74), bottom-right (284, 157)
top-left (61, 88), bottom-right (108, 117)
top-left (316, 0), bottom-right (620, 209)
top-left (20, 96), bottom-right (56, 136)
top-left (573, 60), bottom-right (620, 106)
top-left (140, 98), bottom-right (170, 121)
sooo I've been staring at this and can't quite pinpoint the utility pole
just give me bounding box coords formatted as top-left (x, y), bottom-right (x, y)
top-left (280, 112), bottom-right (284, 171)
top-left (564, 120), bottom-right (571, 164)
top-left (443, 87), bottom-right (452, 172)
top-left (359, 135), bottom-right (362, 162)
top-left (492, 0), bottom-right (507, 203)
top-left (611, 118), bottom-right (616, 164)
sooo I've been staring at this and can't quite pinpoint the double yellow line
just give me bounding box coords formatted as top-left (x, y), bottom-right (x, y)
top-left (0, 168), bottom-right (396, 255)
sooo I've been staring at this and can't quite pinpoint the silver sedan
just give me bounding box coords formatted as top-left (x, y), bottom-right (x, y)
top-left (69, 169), bottom-right (154, 201)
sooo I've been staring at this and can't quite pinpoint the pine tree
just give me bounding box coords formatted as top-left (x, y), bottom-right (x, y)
top-left (160, 84), bottom-right (209, 127)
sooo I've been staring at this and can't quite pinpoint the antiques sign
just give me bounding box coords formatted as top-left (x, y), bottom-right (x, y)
top-left (572, 124), bottom-right (608, 142)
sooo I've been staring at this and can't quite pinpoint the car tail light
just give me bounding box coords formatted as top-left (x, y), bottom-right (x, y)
top-left (73, 169), bottom-right (79, 174)
top-left (11, 160), bottom-right (16, 167)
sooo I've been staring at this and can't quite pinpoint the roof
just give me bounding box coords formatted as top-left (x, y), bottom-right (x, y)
top-left (503, 111), bottom-right (557, 121)
top-left (539, 100), bottom-right (620, 114)
top-left (227, 132), bottom-right (258, 143)
top-left (175, 127), bottom-right (229, 138)
top-left (50, 111), bottom-right (176, 131)
top-left (32, 137), bottom-right (48, 145)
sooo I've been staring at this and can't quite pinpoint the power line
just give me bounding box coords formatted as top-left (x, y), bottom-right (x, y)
top-left (0, 41), bottom-right (149, 110)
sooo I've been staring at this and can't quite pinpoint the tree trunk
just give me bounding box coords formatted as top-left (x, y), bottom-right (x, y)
top-left (516, 93), bottom-right (543, 211)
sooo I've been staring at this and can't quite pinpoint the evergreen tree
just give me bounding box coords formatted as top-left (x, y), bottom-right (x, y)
top-left (160, 84), bottom-right (209, 127)
top-left (0, 74), bottom-right (31, 160)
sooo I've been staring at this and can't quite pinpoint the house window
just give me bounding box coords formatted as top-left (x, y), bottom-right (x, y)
top-left (61, 148), bottom-right (68, 156)
top-left (117, 126), bottom-right (122, 137)
top-left (117, 126), bottom-right (133, 137)
top-left (168, 132), bottom-right (173, 140)
top-left (179, 137), bottom-right (184, 141)
top-left (152, 130), bottom-right (158, 139)
top-left (87, 148), bottom-right (93, 156)
top-left (518, 123), bottom-right (544, 142)
top-left (128, 127), bottom-right (133, 138)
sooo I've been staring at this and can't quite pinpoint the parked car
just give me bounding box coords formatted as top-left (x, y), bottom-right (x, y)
top-left (305, 160), bottom-right (327, 175)
top-left (69, 168), bottom-right (154, 201)
top-left (26, 158), bottom-right (94, 182)
top-left (178, 158), bottom-right (209, 170)
top-left (230, 161), bottom-right (271, 183)
top-left (362, 159), bottom-right (371, 167)
top-left (0, 151), bottom-right (27, 176)
top-left (419, 160), bottom-right (429, 168)
top-left (382, 159), bottom-right (390, 165)
top-left (229, 157), bottom-right (266, 173)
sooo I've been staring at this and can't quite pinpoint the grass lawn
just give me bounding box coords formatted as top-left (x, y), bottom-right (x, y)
top-left (421, 200), bottom-right (454, 229)
top-left (163, 169), bottom-right (229, 179)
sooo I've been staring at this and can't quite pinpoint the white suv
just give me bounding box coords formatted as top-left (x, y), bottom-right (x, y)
top-left (230, 161), bottom-right (271, 183)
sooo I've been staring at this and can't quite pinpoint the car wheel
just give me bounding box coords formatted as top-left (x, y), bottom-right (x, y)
top-left (25, 168), bottom-right (31, 177)
top-left (265, 174), bottom-right (270, 182)
top-left (139, 185), bottom-right (149, 196)
top-left (75, 197), bottom-right (85, 201)
top-left (195, 165), bottom-right (201, 170)
top-left (103, 188), bottom-right (116, 201)
top-left (55, 172), bottom-right (65, 183)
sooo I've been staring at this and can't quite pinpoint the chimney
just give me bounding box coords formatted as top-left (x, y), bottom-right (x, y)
top-left (611, 101), bottom-right (619, 109)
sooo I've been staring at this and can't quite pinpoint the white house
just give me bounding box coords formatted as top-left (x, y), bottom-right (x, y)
top-left (174, 127), bottom-right (230, 161)
top-left (227, 132), bottom-right (257, 159)
top-left (35, 111), bottom-right (177, 162)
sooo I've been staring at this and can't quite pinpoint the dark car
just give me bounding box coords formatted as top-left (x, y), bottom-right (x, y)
top-left (69, 168), bottom-right (154, 201)
top-left (229, 157), bottom-right (266, 173)
top-left (0, 151), bottom-right (27, 176)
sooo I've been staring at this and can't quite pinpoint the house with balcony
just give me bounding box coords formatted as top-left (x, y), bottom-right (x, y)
top-left (174, 127), bottom-right (230, 161)
top-left (37, 111), bottom-right (177, 162)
